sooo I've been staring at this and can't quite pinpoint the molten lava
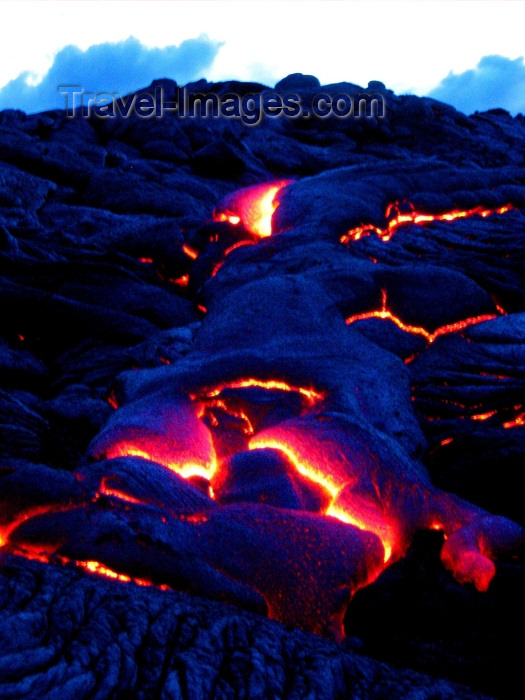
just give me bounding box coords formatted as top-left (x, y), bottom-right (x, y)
top-left (211, 240), bottom-right (256, 277)
top-left (213, 179), bottom-right (293, 237)
top-left (249, 435), bottom-right (395, 564)
top-left (169, 274), bottom-right (189, 287)
top-left (199, 399), bottom-right (255, 436)
top-left (0, 504), bottom-right (72, 549)
top-left (340, 201), bottom-right (515, 244)
top-left (2, 183), bottom-right (522, 641)
top-left (182, 244), bottom-right (199, 260)
top-left (102, 441), bottom-right (217, 481)
top-left (345, 289), bottom-right (498, 343)
top-left (199, 378), bottom-right (324, 407)
top-left (98, 477), bottom-right (147, 506)
top-left (503, 409), bottom-right (525, 429)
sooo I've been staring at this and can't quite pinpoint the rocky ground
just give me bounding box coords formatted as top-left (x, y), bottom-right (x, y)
top-left (0, 74), bottom-right (524, 698)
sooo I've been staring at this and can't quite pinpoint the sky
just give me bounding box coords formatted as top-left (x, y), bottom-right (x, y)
top-left (0, 0), bottom-right (524, 115)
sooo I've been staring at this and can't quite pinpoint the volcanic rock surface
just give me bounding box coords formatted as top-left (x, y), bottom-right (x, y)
top-left (0, 75), bottom-right (524, 698)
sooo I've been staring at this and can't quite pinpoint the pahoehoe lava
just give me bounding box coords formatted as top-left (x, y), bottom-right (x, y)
top-left (0, 74), bottom-right (524, 698)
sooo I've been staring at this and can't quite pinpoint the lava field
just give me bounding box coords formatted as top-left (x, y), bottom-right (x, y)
top-left (0, 74), bottom-right (524, 699)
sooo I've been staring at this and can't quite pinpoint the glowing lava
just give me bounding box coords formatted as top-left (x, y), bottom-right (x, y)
top-left (213, 179), bottom-right (293, 237)
top-left (199, 399), bottom-right (255, 436)
top-left (249, 425), bottom-right (398, 565)
top-left (199, 378), bottom-right (324, 407)
top-left (340, 202), bottom-right (515, 244)
top-left (169, 274), bottom-right (189, 287)
top-left (98, 477), bottom-right (147, 505)
top-left (182, 244), bottom-right (199, 260)
top-left (76, 560), bottom-right (156, 587)
top-left (211, 240), bottom-right (256, 277)
top-left (102, 442), bottom-right (217, 482)
top-left (0, 504), bottom-right (72, 549)
top-left (345, 289), bottom-right (498, 343)
top-left (503, 409), bottom-right (525, 429)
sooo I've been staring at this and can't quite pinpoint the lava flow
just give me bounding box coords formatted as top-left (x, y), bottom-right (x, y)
top-left (197, 381), bottom-right (397, 567)
top-left (249, 434), bottom-right (397, 564)
top-left (213, 179), bottom-right (293, 237)
top-left (340, 201), bottom-right (515, 244)
top-left (345, 289), bottom-right (498, 344)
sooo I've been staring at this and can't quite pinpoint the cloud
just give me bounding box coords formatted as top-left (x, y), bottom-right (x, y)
top-left (427, 55), bottom-right (525, 115)
top-left (0, 35), bottom-right (223, 114)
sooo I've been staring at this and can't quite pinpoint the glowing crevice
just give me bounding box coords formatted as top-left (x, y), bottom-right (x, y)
top-left (248, 436), bottom-right (394, 563)
top-left (345, 289), bottom-right (498, 343)
top-left (168, 274), bottom-right (189, 287)
top-left (211, 240), bottom-right (256, 277)
top-left (98, 477), bottom-right (147, 506)
top-left (101, 442), bottom-right (217, 482)
top-left (182, 244), bottom-right (199, 260)
top-left (198, 378), bottom-right (324, 407)
top-left (503, 411), bottom-right (525, 429)
top-left (198, 399), bottom-right (255, 436)
top-left (0, 504), bottom-right (74, 549)
top-left (340, 202), bottom-right (515, 244)
top-left (420, 403), bottom-right (524, 430)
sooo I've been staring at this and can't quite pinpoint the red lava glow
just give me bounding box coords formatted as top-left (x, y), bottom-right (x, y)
top-left (0, 503), bottom-right (169, 592)
top-left (199, 378), bottom-right (324, 407)
top-left (199, 399), bottom-right (255, 436)
top-left (249, 436), bottom-right (395, 563)
top-left (213, 179), bottom-right (293, 237)
top-left (211, 240), bottom-right (256, 277)
top-left (423, 403), bottom-right (524, 430)
top-left (503, 407), bottom-right (525, 429)
top-left (98, 477), bottom-right (146, 506)
top-left (182, 244), bottom-right (199, 260)
top-left (479, 371), bottom-right (512, 380)
top-left (471, 410), bottom-right (498, 422)
top-left (0, 504), bottom-right (68, 548)
top-left (340, 202), bottom-right (515, 244)
top-left (4, 533), bottom-right (169, 590)
top-left (327, 503), bottom-right (395, 564)
top-left (215, 214), bottom-right (241, 226)
top-left (345, 289), bottom-right (497, 343)
top-left (102, 442), bottom-right (217, 482)
top-left (73, 560), bottom-right (170, 590)
top-left (107, 390), bottom-right (119, 410)
top-left (169, 274), bottom-right (189, 287)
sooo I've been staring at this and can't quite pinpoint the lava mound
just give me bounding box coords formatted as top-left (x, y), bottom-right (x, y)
top-left (0, 76), bottom-right (524, 698)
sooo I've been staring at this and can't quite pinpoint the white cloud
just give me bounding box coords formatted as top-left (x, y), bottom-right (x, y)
top-left (428, 55), bottom-right (525, 115)
top-left (0, 35), bottom-right (222, 113)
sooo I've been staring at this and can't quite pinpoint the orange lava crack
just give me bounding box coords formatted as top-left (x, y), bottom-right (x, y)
top-left (345, 289), bottom-right (498, 344)
top-left (197, 378), bottom-right (324, 407)
top-left (340, 202), bottom-right (515, 244)
top-left (248, 436), bottom-right (396, 563)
